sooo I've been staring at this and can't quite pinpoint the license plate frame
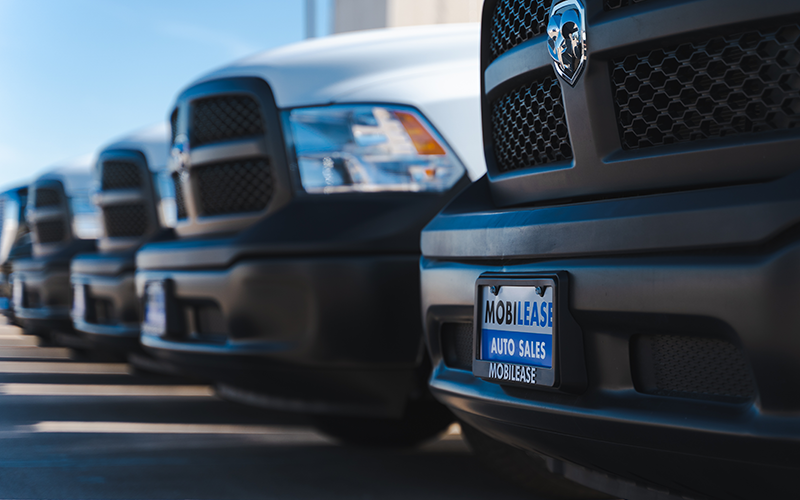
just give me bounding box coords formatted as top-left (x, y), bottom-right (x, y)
top-left (473, 275), bottom-right (559, 388)
top-left (71, 283), bottom-right (87, 322)
top-left (142, 280), bottom-right (168, 336)
top-left (12, 279), bottom-right (23, 309)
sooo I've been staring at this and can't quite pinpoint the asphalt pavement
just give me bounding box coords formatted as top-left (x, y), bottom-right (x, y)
top-left (0, 323), bottom-right (531, 500)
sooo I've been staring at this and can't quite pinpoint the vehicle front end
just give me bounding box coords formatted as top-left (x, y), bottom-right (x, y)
top-left (12, 160), bottom-right (99, 338)
top-left (0, 185), bottom-right (31, 325)
top-left (137, 25), bottom-right (485, 445)
top-left (422, 1), bottom-right (800, 498)
top-left (68, 124), bottom-right (171, 352)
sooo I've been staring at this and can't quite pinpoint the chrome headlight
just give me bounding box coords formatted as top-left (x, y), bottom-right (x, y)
top-left (286, 105), bottom-right (466, 194)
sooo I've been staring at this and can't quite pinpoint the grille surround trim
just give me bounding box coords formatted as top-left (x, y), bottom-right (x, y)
top-left (480, 0), bottom-right (800, 209)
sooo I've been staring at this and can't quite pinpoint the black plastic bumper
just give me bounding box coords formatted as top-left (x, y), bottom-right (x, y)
top-left (11, 257), bottom-right (72, 334)
top-left (68, 251), bottom-right (140, 351)
top-left (137, 251), bottom-right (427, 418)
top-left (421, 177), bottom-right (800, 499)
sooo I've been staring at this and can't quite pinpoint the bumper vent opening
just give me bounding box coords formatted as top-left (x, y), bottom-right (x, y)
top-left (24, 289), bottom-right (41, 309)
top-left (101, 161), bottom-right (142, 190)
top-left (196, 157), bottom-right (272, 216)
top-left (441, 322), bottom-right (474, 371)
top-left (604, 0), bottom-right (649, 12)
top-left (34, 188), bottom-right (60, 208)
top-left (631, 334), bottom-right (757, 402)
top-left (612, 22), bottom-right (800, 150)
top-left (103, 203), bottom-right (148, 238)
top-left (35, 220), bottom-right (66, 244)
top-left (88, 297), bottom-right (115, 325)
top-left (189, 95), bottom-right (265, 148)
top-left (172, 173), bottom-right (188, 220)
top-left (492, 71), bottom-right (573, 172)
top-left (489, 0), bottom-right (552, 62)
top-left (190, 302), bottom-right (228, 344)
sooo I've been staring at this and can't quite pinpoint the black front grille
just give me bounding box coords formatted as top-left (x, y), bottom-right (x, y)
top-left (489, 0), bottom-right (552, 62)
top-left (195, 158), bottom-right (272, 216)
top-left (35, 220), bottom-right (65, 244)
top-left (103, 204), bottom-right (148, 238)
top-left (492, 72), bottom-right (573, 172)
top-left (170, 109), bottom-right (179, 144)
top-left (34, 188), bottom-right (60, 208)
top-left (173, 173), bottom-right (187, 220)
top-left (612, 23), bottom-right (800, 150)
top-left (604, 0), bottom-right (649, 11)
top-left (189, 95), bottom-right (264, 147)
top-left (631, 334), bottom-right (757, 402)
top-left (101, 161), bottom-right (142, 190)
top-left (441, 322), bottom-right (474, 371)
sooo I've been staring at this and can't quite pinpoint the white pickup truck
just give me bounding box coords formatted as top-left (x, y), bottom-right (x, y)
top-left (135, 24), bottom-right (486, 446)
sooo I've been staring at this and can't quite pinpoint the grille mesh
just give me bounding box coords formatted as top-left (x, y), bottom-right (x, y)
top-left (101, 161), bottom-right (142, 190)
top-left (492, 73), bottom-right (573, 172)
top-left (612, 23), bottom-right (800, 150)
top-left (170, 109), bottom-right (179, 144)
top-left (604, 0), bottom-right (649, 11)
top-left (172, 173), bottom-right (188, 220)
top-left (632, 334), bottom-right (756, 401)
top-left (489, 0), bottom-right (553, 62)
top-left (103, 204), bottom-right (148, 238)
top-left (441, 322), bottom-right (474, 371)
top-left (189, 95), bottom-right (264, 147)
top-left (196, 158), bottom-right (272, 216)
top-left (35, 220), bottom-right (66, 244)
top-left (34, 188), bottom-right (60, 208)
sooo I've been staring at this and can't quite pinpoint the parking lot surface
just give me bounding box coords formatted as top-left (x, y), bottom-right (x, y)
top-left (0, 323), bottom-right (532, 500)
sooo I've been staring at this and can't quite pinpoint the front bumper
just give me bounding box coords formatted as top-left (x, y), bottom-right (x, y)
top-left (137, 251), bottom-right (426, 418)
top-left (11, 257), bottom-right (71, 333)
top-left (421, 177), bottom-right (800, 499)
top-left (69, 252), bottom-right (140, 351)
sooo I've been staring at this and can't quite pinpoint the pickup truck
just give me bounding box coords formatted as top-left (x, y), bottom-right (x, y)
top-left (421, 0), bottom-right (800, 498)
top-left (12, 157), bottom-right (100, 341)
top-left (136, 24), bottom-right (486, 446)
top-left (67, 124), bottom-right (171, 357)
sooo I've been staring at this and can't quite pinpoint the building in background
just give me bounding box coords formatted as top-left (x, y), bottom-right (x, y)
top-left (331, 0), bottom-right (483, 34)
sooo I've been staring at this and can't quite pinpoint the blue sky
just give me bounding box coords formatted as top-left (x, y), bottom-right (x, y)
top-left (0, 0), bottom-right (331, 189)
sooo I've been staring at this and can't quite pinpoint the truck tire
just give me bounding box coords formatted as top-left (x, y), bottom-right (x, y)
top-left (313, 398), bottom-right (453, 448)
top-left (460, 422), bottom-right (611, 500)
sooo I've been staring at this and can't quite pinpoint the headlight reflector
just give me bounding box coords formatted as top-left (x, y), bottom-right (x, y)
top-left (287, 105), bottom-right (465, 194)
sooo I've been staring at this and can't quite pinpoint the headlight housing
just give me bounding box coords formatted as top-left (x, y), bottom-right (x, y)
top-left (286, 105), bottom-right (465, 194)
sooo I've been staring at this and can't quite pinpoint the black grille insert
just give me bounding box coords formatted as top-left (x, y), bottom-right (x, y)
top-left (612, 23), bottom-right (800, 150)
top-left (189, 95), bottom-right (264, 147)
top-left (172, 173), bottom-right (188, 220)
top-left (492, 72), bottom-right (573, 172)
top-left (631, 334), bottom-right (756, 402)
top-left (34, 188), bottom-right (60, 208)
top-left (103, 204), bottom-right (148, 238)
top-left (170, 109), bottom-right (179, 144)
top-left (35, 220), bottom-right (66, 244)
top-left (101, 161), bottom-right (142, 190)
top-left (441, 322), bottom-right (474, 371)
top-left (604, 0), bottom-right (649, 11)
top-left (489, 0), bottom-right (552, 62)
top-left (195, 157), bottom-right (272, 216)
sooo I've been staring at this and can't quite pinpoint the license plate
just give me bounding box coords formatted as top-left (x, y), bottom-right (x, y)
top-left (142, 281), bottom-right (167, 336)
top-left (12, 280), bottom-right (23, 309)
top-left (72, 284), bottom-right (86, 321)
top-left (473, 278), bottom-right (557, 387)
